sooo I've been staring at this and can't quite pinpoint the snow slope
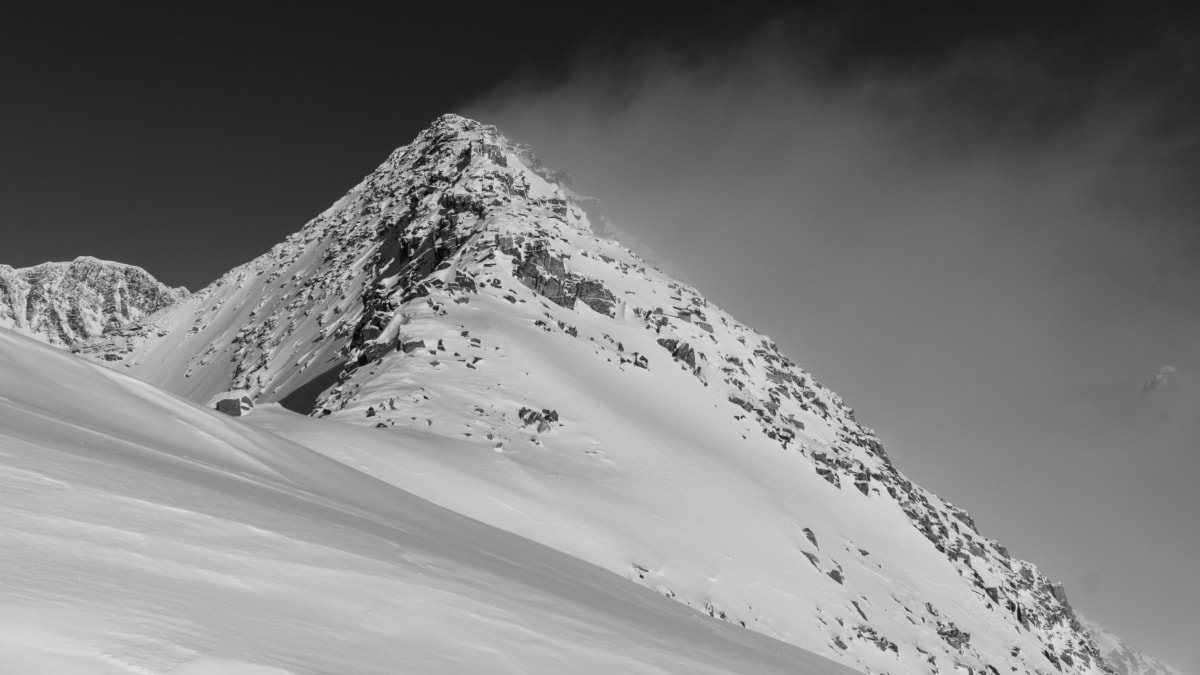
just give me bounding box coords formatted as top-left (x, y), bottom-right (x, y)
top-left (70, 114), bottom-right (1163, 674)
top-left (0, 326), bottom-right (859, 674)
top-left (0, 256), bottom-right (186, 349)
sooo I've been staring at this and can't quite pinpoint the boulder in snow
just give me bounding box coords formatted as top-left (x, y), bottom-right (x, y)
top-left (211, 392), bottom-right (255, 417)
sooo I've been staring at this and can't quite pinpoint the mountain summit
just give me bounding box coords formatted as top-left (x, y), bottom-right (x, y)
top-left (62, 114), bottom-right (1174, 674)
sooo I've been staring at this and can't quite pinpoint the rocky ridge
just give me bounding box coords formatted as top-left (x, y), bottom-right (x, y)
top-left (0, 256), bottom-right (186, 350)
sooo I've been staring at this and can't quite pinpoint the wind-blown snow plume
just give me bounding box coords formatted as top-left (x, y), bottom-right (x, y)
top-left (1142, 366), bottom-right (1178, 394)
top-left (1078, 615), bottom-right (1186, 675)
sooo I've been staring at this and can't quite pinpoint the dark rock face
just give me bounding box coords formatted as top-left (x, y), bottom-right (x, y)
top-left (215, 395), bottom-right (253, 417)
top-left (656, 338), bottom-right (696, 368)
top-left (574, 280), bottom-right (616, 315)
top-left (803, 527), bottom-right (819, 549)
top-left (855, 625), bottom-right (899, 655)
top-left (505, 239), bottom-right (616, 316)
top-left (937, 622), bottom-right (971, 650)
top-left (518, 407), bottom-right (559, 432)
top-left (514, 244), bottom-right (574, 307)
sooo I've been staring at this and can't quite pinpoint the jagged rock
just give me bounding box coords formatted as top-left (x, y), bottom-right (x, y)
top-left (656, 338), bottom-right (697, 368)
top-left (0, 257), bottom-right (187, 350)
top-left (575, 280), bottom-right (615, 315)
top-left (511, 243), bottom-right (615, 315)
top-left (803, 528), bottom-right (819, 549)
top-left (816, 467), bottom-right (841, 488)
top-left (1050, 583), bottom-right (1070, 607)
top-left (214, 394), bottom-right (254, 417)
top-left (937, 622), bottom-right (971, 650)
top-left (518, 407), bottom-right (559, 430)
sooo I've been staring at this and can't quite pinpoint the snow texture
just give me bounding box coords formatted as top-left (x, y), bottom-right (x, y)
top-left (0, 327), bottom-right (852, 674)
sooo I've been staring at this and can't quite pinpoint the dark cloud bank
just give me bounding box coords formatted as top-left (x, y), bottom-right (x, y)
top-left (467, 9), bottom-right (1199, 670)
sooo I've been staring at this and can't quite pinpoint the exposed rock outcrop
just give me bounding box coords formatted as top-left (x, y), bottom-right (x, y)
top-left (0, 257), bottom-right (186, 348)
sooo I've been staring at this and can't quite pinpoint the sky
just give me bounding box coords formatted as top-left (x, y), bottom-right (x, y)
top-left (2, 2), bottom-right (1198, 669)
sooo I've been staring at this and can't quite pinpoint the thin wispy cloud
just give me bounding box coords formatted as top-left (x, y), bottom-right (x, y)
top-left (1142, 365), bottom-right (1178, 394)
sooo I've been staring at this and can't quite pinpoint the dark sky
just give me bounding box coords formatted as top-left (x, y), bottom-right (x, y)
top-left (2, 2), bottom-right (824, 288)
top-left (2, 1), bottom-right (1164, 289)
top-left (4, 3), bottom-right (1198, 670)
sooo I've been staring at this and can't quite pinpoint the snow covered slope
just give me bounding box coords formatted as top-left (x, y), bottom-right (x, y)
top-left (0, 326), bottom-right (857, 674)
top-left (0, 256), bottom-right (186, 349)
top-left (77, 114), bottom-right (1155, 674)
top-left (1079, 617), bottom-right (1185, 675)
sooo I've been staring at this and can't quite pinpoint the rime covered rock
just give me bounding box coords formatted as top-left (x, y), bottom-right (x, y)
top-left (0, 257), bottom-right (186, 348)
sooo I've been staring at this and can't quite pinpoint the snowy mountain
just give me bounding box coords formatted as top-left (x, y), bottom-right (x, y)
top-left (0, 256), bottom-right (186, 349)
top-left (0, 326), bottom-right (852, 674)
top-left (52, 113), bottom-right (1171, 673)
top-left (1079, 617), bottom-right (1185, 675)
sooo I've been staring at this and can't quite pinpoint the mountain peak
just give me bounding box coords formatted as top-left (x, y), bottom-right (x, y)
top-left (402, 113), bottom-right (500, 154)
top-left (430, 112), bottom-right (492, 134)
top-left (68, 115), bottom-right (1132, 675)
top-left (10, 255), bottom-right (130, 274)
top-left (0, 257), bottom-right (186, 348)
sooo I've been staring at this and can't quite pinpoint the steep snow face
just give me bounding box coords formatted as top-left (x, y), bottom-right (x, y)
top-left (84, 114), bottom-right (1122, 674)
top-left (0, 256), bottom-right (186, 349)
top-left (1078, 617), bottom-right (1185, 675)
top-left (0, 327), bottom-right (852, 674)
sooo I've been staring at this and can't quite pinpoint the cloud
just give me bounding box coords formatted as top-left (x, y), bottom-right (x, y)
top-left (1142, 365), bottom-right (1178, 394)
top-left (463, 12), bottom-right (1200, 373)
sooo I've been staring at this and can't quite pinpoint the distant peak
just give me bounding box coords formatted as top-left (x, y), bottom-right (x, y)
top-left (70, 255), bottom-right (131, 267)
top-left (7, 256), bottom-right (129, 273)
top-left (0, 254), bottom-right (188, 348)
top-left (433, 112), bottom-right (482, 128)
